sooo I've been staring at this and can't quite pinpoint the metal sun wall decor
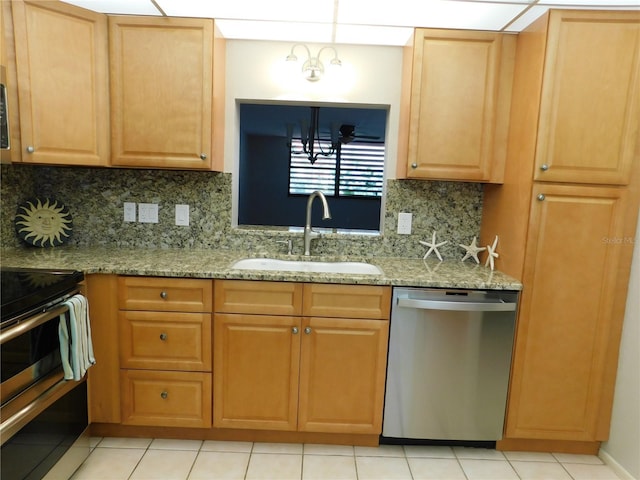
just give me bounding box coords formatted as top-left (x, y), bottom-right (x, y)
top-left (420, 232), bottom-right (501, 271)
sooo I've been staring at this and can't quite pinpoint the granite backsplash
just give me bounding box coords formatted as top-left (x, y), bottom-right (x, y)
top-left (0, 164), bottom-right (483, 260)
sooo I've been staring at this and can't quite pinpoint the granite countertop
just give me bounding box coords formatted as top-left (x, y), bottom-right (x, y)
top-left (0, 246), bottom-right (522, 291)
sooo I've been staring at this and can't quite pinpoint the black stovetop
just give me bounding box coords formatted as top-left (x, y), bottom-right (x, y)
top-left (1, 267), bottom-right (84, 327)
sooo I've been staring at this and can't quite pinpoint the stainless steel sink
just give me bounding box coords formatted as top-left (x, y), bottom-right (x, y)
top-left (231, 258), bottom-right (383, 275)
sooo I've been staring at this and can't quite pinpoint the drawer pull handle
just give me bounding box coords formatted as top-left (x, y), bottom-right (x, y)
top-left (304, 327), bottom-right (312, 335)
top-left (159, 333), bottom-right (167, 341)
top-left (160, 291), bottom-right (168, 299)
top-left (540, 163), bottom-right (549, 171)
top-left (160, 391), bottom-right (168, 399)
top-left (537, 194), bottom-right (546, 201)
top-left (292, 327), bottom-right (299, 334)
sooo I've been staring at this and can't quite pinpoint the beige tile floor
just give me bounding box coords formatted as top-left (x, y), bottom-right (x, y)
top-left (70, 437), bottom-right (623, 480)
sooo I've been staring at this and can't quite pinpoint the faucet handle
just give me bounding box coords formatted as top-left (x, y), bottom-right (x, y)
top-left (276, 239), bottom-right (293, 255)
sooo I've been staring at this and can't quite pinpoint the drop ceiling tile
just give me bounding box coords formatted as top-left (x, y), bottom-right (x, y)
top-left (335, 24), bottom-right (415, 46)
top-left (60, 0), bottom-right (161, 15)
top-left (215, 20), bottom-right (333, 43)
top-left (156, 0), bottom-right (335, 22)
top-left (337, 0), bottom-right (530, 31)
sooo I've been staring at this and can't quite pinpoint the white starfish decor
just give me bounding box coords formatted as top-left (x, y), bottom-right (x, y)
top-left (419, 231), bottom-right (448, 262)
top-left (459, 236), bottom-right (486, 264)
top-left (485, 235), bottom-right (500, 271)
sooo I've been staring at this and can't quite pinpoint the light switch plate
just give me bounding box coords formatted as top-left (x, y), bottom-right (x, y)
top-left (397, 212), bottom-right (412, 234)
top-left (123, 202), bottom-right (136, 222)
top-left (175, 204), bottom-right (189, 226)
top-left (138, 203), bottom-right (159, 223)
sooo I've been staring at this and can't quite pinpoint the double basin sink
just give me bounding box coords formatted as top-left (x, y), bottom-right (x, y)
top-left (231, 258), bottom-right (383, 275)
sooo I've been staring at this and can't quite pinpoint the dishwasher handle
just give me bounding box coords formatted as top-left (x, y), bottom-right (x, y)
top-left (397, 297), bottom-right (517, 312)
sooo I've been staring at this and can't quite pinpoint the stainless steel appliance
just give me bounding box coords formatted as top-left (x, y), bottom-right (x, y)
top-left (1, 267), bottom-right (89, 480)
top-left (382, 287), bottom-right (518, 444)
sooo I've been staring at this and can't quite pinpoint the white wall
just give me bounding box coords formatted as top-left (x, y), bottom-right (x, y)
top-left (223, 40), bottom-right (405, 176)
top-left (601, 211), bottom-right (640, 480)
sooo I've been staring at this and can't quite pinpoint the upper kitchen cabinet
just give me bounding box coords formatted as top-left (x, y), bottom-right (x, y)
top-left (397, 28), bottom-right (515, 182)
top-left (109, 16), bottom-right (225, 170)
top-left (533, 11), bottom-right (640, 186)
top-left (11, 0), bottom-right (109, 166)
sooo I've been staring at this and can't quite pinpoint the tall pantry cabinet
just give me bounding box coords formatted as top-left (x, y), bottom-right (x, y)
top-left (481, 10), bottom-right (640, 452)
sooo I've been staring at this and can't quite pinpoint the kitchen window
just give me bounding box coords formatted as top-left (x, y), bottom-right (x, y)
top-left (237, 102), bottom-right (387, 231)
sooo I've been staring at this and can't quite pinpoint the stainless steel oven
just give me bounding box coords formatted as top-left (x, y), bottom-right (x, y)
top-left (1, 267), bottom-right (90, 480)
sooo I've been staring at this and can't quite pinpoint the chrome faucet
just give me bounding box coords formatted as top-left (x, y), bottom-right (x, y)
top-left (304, 191), bottom-right (332, 256)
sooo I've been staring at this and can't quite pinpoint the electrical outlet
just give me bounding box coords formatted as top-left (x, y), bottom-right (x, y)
top-left (138, 203), bottom-right (159, 223)
top-left (397, 212), bottom-right (412, 235)
top-left (175, 204), bottom-right (189, 226)
top-left (123, 202), bottom-right (136, 222)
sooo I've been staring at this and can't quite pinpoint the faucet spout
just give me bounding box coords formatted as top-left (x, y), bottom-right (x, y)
top-left (304, 191), bottom-right (332, 256)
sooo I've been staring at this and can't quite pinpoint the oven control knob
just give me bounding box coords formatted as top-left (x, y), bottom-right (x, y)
top-left (160, 291), bottom-right (168, 299)
top-left (160, 333), bottom-right (167, 341)
top-left (160, 391), bottom-right (168, 399)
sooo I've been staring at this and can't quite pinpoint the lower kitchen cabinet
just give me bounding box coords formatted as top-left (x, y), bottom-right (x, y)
top-left (117, 276), bottom-right (213, 428)
top-left (213, 280), bottom-right (391, 435)
top-left (120, 370), bottom-right (211, 428)
top-left (213, 313), bottom-right (301, 431)
top-left (505, 184), bottom-right (633, 443)
top-left (88, 276), bottom-right (390, 440)
top-left (298, 316), bottom-right (389, 434)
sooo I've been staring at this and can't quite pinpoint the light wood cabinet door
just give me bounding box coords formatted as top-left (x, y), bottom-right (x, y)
top-left (298, 317), bottom-right (389, 434)
top-left (401, 29), bottom-right (514, 182)
top-left (213, 313), bottom-right (301, 431)
top-left (118, 276), bottom-right (213, 313)
top-left (534, 11), bottom-right (640, 186)
top-left (109, 16), bottom-right (224, 170)
top-left (119, 311), bottom-right (212, 372)
top-left (506, 184), bottom-right (632, 441)
top-left (11, 0), bottom-right (109, 166)
top-left (120, 369), bottom-right (211, 428)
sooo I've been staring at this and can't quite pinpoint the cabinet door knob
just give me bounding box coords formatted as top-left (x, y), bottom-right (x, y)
top-left (26, 146), bottom-right (35, 153)
top-left (540, 164), bottom-right (549, 171)
top-left (160, 391), bottom-right (168, 399)
top-left (537, 194), bottom-right (546, 201)
top-left (200, 153), bottom-right (207, 160)
top-left (160, 291), bottom-right (168, 299)
top-left (292, 327), bottom-right (299, 334)
top-left (411, 163), bottom-right (418, 169)
top-left (159, 333), bottom-right (167, 341)
top-left (304, 327), bottom-right (312, 335)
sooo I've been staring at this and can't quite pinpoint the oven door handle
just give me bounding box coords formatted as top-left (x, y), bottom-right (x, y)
top-left (0, 304), bottom-right (69, 345)
top-left (0, 376), bottom-right (85, 445)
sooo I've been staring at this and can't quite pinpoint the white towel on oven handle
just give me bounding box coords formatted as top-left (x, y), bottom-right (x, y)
top-left (58, 294), bottom-right (96, 381)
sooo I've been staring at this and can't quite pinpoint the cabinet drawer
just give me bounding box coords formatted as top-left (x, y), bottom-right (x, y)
top-left (303, 284), bottom-right (391, 319)
top-left (214, 280), bottom-right (303, 315)
top-left (119, 311), bottom-right (211, 371)
top-left (118, 277), bottom-right (212, 312)
top-left (120, 370), bottom-right (211, 428)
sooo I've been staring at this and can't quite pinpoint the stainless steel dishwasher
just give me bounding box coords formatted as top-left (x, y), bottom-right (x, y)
top-left (382, 287), bottom-right (519, 443)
